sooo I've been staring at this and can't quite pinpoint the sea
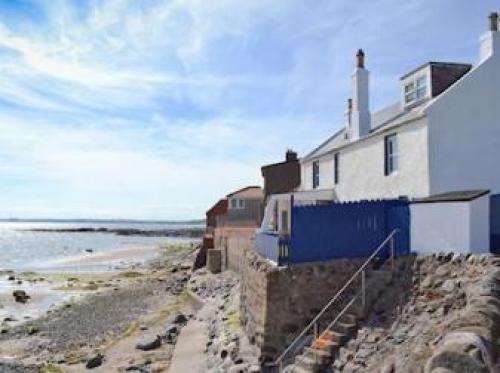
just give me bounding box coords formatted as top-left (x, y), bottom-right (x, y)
top-left (0, 220), bottom-right (203, 272)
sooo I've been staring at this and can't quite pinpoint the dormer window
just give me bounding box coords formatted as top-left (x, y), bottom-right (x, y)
top-left (401, 62), bottom-right (472, 108)
top-left (404, 74), bottom-right (427, 104)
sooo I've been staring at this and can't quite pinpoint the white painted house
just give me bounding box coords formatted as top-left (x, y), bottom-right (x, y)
top-left (260, 13), bottom-right (500, 256)
top-left (300, 14), bottom-right (500, 202)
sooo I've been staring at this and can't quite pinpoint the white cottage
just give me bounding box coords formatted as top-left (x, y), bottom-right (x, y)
top-left (299, 13), bottom-right (500, 203)
top-left (259, 13), bottom-right (500, 256)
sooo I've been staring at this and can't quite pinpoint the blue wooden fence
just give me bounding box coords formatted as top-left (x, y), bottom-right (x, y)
top-left (286, 199), bottom-right (410, 264)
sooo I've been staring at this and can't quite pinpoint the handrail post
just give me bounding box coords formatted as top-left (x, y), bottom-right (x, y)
top-left (361, 269), bottom-right (366, 312)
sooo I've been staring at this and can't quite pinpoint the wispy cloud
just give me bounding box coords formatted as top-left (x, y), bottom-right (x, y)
top-left (0, 0), bottom-right (496, 219)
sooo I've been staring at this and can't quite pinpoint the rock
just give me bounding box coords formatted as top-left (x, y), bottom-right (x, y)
top-left (86, 354), bottom-right (104, 369)
top-left (12, 290), bottom-right (30, 303)
top-left (425, 331), bottom-right (492, 373)
top-left (441, 280), bottom-right (456, 293)
top-left (172, 313), bottom-right (188, 325)
top-left (421, 276), bottom-right (434, 289)
top-left (136, 335), bottom-right (162, 351)
top-left (380, 361), bottom-right (395, 373)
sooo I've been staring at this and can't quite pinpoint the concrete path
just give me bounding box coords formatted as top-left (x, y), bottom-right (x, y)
top-left (168, 307), bottom-right (209, 372)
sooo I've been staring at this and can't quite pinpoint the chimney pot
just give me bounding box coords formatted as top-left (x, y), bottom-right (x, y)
top-left (490, 12), bottom-right (499, 32)
top-left (356, 49), bottom-right (365, 69)
top-left (286, 149), bottom-right (297, 162)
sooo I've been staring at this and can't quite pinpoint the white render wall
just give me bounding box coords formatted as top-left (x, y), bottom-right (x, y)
top-left (300, 118), bottom-right (430, 201)
top-left (469, 194), bottom-right (490, 251)
top-left (426, 51), bottom-right (500, 196)
top-left (410, 194), bottom-right (490, 255)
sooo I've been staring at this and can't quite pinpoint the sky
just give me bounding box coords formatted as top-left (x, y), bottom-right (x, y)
top-left (0, 0), bottom-right (497, 220)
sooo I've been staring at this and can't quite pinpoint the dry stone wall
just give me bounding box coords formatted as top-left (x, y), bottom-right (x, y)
top-left (240, 250), bottom-right (367, 359)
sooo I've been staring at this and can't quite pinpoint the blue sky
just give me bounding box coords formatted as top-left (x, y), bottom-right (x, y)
top-left (0, 0), bottom-right (496, 220)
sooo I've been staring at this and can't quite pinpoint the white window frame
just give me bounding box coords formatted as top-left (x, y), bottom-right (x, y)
top-left (404, 73), bottom-right (428, 105)
top-left (312, 161), bottom-right (320, 189)
top-left (385, 134), bottom-right (399, 175)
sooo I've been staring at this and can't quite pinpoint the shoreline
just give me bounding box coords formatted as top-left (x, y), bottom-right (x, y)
top-left (21, 227), bottom-right (204, 238)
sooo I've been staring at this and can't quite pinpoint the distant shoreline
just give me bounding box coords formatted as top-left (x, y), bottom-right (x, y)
top-left (21, 227), bottom-right (204, 238)
top-left (0, 218), bottom-right (205, 225)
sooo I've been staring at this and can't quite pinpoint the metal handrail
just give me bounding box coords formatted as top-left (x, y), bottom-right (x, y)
top-left (270, 229), bottom-right (399, 371)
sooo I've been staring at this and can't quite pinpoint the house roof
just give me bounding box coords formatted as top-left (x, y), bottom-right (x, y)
top-left (400, 61), bottom-right (472, 80)
top-left (303, 100), bottom-right (428, 161)
top-left (412, 190), bottom-right (490, 203)
top-left (302, 59), bottom-right (473, 163)
top-left (206, 199), bottom-right (228, 216)
top-left (226, 186), bottom-right (263, 199)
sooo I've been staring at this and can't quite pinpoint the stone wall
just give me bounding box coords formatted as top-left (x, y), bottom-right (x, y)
top-left (207, 249), bottom-right (222, 273)
top-left (240, 250), bottom-right (367, 359)
top-left (214, 226), bottom-right (256, 274)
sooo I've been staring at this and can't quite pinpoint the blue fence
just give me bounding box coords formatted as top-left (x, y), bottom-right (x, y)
top-left (286, 199), bottom-right (410, 264)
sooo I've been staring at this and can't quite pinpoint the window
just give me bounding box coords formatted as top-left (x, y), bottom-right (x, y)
top-left (404, 74), bottom-right (427, 104)
top-left (334, 153), bottom-right (339, 185)
top-left (230, 198), bottom-right (245, 209)
top-left (384, 134), bottom-right (398, 175)
top-left (312, 161), bottom-right (320, 189)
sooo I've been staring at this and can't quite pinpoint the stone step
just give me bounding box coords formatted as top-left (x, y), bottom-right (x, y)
top-left (331, 322), bottom-right (357, 336)
top-left (292, 365), bottom-right (313, 373)
top-left (311, 338), bottom-right (340, 354)
top-left (318, 330), bottom-right (347, 345)
top-left (339, 313), bottom-right (358, 325)
top-left (294, 355), bottom-right (324, 372)
top-left (304, 347), bottom-right (332, 361)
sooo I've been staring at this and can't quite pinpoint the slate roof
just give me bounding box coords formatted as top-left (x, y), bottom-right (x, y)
top-left (412, 190), bottom-right (490, 203)
top-left (303, 100), bottom-right (428, 161)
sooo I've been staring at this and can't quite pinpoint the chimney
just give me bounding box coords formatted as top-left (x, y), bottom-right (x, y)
top-left (285, 149), bottom-right (298, 162)
top-left (350, 49), bottom-right (371, 140)
top-left (480, 12), bottom-right (500, 61)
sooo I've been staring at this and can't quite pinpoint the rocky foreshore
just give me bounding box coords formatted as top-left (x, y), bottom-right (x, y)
top-left (0, 244), bottom-right (201, 372)
top-left (23, 227), bottom-right (204, 238)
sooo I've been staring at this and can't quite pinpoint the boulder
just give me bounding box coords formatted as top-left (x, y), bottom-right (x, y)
top-left (12, 290), bottom-right (30, 303)
top-left (86, 353), bottom-right (104, 369)
top-left (425, 331), bottom-right (493, 373)
top-left (136, 335), bottom-right (162, 351)
top-left (172, 313), bottom-right (188, 325)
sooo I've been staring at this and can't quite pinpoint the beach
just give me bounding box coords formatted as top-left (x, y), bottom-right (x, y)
top-left (0, 240), bottom-right (203, 372)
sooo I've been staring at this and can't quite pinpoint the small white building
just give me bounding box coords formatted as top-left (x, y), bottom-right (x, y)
top-left (410, 190), bottom-right (490, 255)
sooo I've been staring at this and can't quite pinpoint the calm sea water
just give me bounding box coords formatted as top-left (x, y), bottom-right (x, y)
top-left (0, 221), bottom-right (202, 271)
